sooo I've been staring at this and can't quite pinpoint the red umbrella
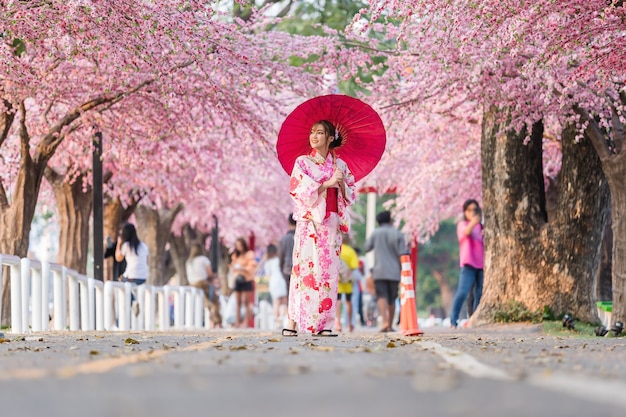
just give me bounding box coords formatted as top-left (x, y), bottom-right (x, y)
top-left (277, 94), bottom-right (386, 182)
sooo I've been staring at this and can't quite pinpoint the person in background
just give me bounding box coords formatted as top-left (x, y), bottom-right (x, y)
top-left (352, 248), bottom-right (366, 327)
top-left (186, 243), bottom-right (222, 328)
top-left (364, 210), bottom-right (407, 333)
top-left (104, 235), bottom-right (126, 281)
top-left (336, 234), bottom-right (359, 332)
top-left (450, 199), bottom-right (484, 328)
top-left (115, 223), bottom-right (149, 316)
top-left (278, 213), bottom-right (296, 298)
top-left (265, 243), bottom-right (288, 330)
top-left (230, 237), bottom-right (257, 328)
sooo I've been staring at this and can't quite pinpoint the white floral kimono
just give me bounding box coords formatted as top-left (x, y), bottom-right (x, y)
top-left (288, 149), bottom-right (356, 333)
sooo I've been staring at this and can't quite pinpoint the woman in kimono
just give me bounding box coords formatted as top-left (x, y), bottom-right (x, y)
top-left (282, 120), bottom-right (356, 337)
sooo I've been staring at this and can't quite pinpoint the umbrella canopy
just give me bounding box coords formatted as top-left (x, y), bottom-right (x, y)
top-left (277, 94), bottom-right (386, 182)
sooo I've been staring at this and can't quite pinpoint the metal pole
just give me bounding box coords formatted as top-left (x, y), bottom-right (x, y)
top-left (93, 131), bottom-right (104, 281)
top-left (365, 192), bottom-right (377, 271)
top-left (210, 215), bottom-right (219, 273)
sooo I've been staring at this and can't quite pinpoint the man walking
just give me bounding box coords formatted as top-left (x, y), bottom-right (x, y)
top-left (364, 210), bottom-right (408, 332)
top-left (278, 213), bottom-right (296, 297)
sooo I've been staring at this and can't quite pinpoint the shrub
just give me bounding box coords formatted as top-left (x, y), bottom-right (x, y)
top-left (493, 300), bottom-right (543, 323)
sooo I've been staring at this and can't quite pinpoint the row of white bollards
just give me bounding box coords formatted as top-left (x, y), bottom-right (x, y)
top-left (0, 254), bottom-right (208, 334)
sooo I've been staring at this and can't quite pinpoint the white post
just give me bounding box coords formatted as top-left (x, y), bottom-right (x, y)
top-left (366, 191), bottom-right (377, 272)
top-left (145, 286), bottom-right (156, 331)
top-left (52, 267), bottom-right (67, 330)
top-left (118, 282), bottom-right (132, 331)
top-left (67, 272), bottom-right (79, 331)
top-left (194, 290), bottom-right (204, 329)
top-left (80, 278), bottom-right (90, 331)
top-left (173, 288), bottom-right (183, 329)
top-left (204, 308), bottom-right (211, 329)
top-left (94, 281), bottom-right (104, 331)
top-left (160, 286), bottom-right (170, 330)
top-left (87, 279), bottom-right (96, 331)
top-left (31, 263), bottom-right (42, 332)
top-left (10, 262), bottom-right (22, 334)
top-left (136, 285), bottom-right (145, 331)
top-left (184, 288), bottom-right (193, 329)
top-left (20, 258), bottom-right (31, 333)
top-left (41, 261), bottom-right (51, 331)
top-left (104, 281), bottom-right (114, 331)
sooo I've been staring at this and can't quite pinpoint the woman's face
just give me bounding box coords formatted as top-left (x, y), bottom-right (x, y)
top-left (235, 240), bottom-right (244, 252)
top-left (309, 123), bottom-right (331, 154)
top-left (465, 203), bottom-right (479, 219)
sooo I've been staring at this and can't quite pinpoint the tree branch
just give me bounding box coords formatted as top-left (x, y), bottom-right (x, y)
top-left (121, 191), bottom-right (146, 223)
top-left (19, 101), bottom-right (31, 162)
top-left (165, 203), bottom-right (184, 224)
top-left (103, 169), bottom-right (114, 184)
top-left (43, 165), bottom-right (62, 186)
top-left (5, 1), bottom-right (53, 16)
top-left (0, 99), bottom-right (15, 149)
top-left (611, 103), bottom-right (624, 154)
top-left (574, 105), bottom-right (612, 160)
top-left (274, 0), bottom-right (294, 18)
top-left (41, 100), bottom-right (54, 125)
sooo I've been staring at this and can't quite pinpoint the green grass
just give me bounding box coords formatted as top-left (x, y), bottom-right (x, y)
top-left (542, 320), bottom-right (626, 338)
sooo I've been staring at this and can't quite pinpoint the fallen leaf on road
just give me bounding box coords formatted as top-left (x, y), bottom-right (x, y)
top-left (229, 345), bottom-right (247, 351)
top-left (387, 342), bottom-right (397, 348)
top-left (313, 346), bottom-right (335, 352)
top-left (286, 365), bottom-right (310, 375)
top-left (124, 338), bottom-right (140, 345)
top-left (89, 350), bottom-right (100, 356)
top-left (267, 338), bottom-right (281, 342)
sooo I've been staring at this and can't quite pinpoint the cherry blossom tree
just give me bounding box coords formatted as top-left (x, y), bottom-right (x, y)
top-left (349, 0), bottom-right (625, 322)
top-left (0, 0), bottom-right (354, 322)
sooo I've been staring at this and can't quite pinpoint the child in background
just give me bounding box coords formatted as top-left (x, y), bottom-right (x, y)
top-left (265, 244), bottom-right (288, 329)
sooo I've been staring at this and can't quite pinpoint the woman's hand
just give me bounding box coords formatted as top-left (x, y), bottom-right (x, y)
top-left (325, 168), bottom-right (344, 188)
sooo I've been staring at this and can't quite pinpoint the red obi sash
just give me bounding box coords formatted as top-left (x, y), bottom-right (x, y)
top-left (325, 187), bottom-right (338, 219)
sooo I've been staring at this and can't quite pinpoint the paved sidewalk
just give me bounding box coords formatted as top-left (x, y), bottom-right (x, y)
top-left (1, 327), bottom-right (625, 417)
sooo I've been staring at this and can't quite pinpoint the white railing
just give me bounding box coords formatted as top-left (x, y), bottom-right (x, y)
top-left (1, 254), bottom-right (210, 334)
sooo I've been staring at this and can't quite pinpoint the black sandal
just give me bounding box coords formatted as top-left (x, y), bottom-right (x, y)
top-left (281, 328), bottom-right (298, 337)
top-left (315, 329), bottom-right (338, 337)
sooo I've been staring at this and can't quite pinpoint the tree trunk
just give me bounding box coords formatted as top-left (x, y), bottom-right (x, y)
top-left (474, 109), bottom-right (609, 325)
top-left (169, 228), bottom-right (191, 286)
top-left (45, 169), bottom-right (92, 274)
top-left (597, 210), bottom-right (613, 302)
top-left (432, 270), bottom-right (454, 317)
top-left (602, 154), bottom-right (626, 323)
top-left (134, 204), bottom-right (183, 286)
top-left (168, 224), bottom-right (210, 286)
top-left (0, 153), bottom-right (45, 325)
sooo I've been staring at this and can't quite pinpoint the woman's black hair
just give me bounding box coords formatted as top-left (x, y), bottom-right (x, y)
top-left (234, 237), bottom-right (249, 257)
top-left (120, 223), bottom-right (141, 254)
top-left (314, 120), bottom-right (343, 149)
top-left (462, 199), bottom-right (481, 221)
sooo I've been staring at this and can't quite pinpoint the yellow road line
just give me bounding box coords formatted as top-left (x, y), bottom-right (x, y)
top-left (0, 336), bottom-right (233, 381)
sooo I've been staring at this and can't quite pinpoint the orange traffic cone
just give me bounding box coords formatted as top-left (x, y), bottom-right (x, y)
top-left (399, 254), bottom-right (423, 336)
